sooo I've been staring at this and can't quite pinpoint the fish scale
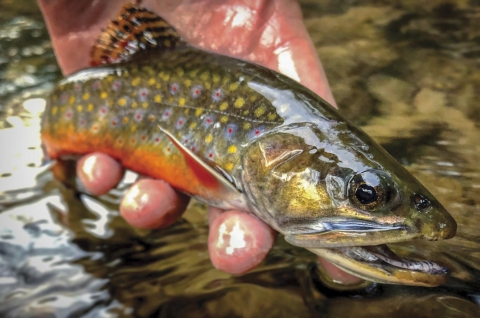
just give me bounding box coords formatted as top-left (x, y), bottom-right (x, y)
top-left (42, 47), bottom-right (283, 202)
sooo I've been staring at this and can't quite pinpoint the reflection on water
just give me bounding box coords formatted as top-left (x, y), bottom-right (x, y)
top-left (0, 0), bottom-right (479, 317)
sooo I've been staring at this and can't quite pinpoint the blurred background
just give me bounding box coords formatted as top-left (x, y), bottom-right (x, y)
top-left (0, 0), bottom-right (479, 316)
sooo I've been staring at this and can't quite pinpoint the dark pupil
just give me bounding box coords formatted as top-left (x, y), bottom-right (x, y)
top-left (356, 184), bottom-right (378, 204)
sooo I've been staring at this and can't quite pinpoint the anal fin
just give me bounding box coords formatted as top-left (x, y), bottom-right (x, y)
top-left (90, 2), bottom-right (185, 66)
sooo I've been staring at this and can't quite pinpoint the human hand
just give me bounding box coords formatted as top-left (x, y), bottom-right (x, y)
top-left (38, 0), bottom-right (362, 283)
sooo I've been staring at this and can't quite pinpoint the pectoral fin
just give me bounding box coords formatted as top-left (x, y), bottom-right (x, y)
top-left (157, 125), bottom-right (245, 209)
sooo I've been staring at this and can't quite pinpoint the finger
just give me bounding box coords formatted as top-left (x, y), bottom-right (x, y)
top-left (77, 152), bottom-right (124, 196)
top-left (317, 257), bottom-right (364, 285)
top-left (208, 208), bottom-right (275, 274)
top-left (120, 179), bottom-right (189, 229)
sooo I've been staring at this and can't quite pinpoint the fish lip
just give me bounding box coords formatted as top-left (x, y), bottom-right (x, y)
top-left (309, 244), bottom-right (450, 286)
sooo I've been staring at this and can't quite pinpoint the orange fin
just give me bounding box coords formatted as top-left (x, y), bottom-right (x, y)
top-left (90, 2), bottom-right (185, 66)
top-left (157, 125), bottom-right (242, 199)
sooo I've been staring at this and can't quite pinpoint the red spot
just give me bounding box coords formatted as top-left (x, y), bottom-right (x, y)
top-left (101, 109), bottom-right (106, 114)
top-left (228, 128), bottom-right (233, 133)
top-left (131, 138), bottom-right (135, 143)
top-left (155, 137), bottom-right (160, 142)
top-left (136, 115), bottom-right (141, 119)
top-left (66, 113), bottom-right (72, 118)
top-left (112, 121), bottom-right (117, 126)
top-left (195, 89), bottom-right (199, 94)
top-left (191, 146), bottom-right (196, 151)
top-left (185, 139), bottom-right (189, 143)
top-left (207, 119), bottom-right (211, 123)
top-left (141, 135), bottom-right (146, 140)
top-left (93, 125), bottom-right (99, 131)
top-left (216, 92), bottom-right (220, 97)
top-left (80, 120), bottom-right (86, 125)
top-left (255, 130), bottom-right (260, 135)
top-left (178, 120), bottom-right (183, 125)
top-left (141, 91), bottom-right (146, 96)
top-left (118, 139), bottom-right (123, 144)
top-left (209, 153), bottom-right (213, 158)
top-left (167, 147), bottom-right (171, 152)
top-left (165, 112), bottom-right (170, 116)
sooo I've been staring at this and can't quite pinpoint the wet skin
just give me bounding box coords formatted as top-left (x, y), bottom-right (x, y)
top-left (37, 0), bottom-right (361, 284)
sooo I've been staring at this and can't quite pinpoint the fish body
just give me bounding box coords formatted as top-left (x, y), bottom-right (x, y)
top-left (41, 3), bottom-right (457, 287)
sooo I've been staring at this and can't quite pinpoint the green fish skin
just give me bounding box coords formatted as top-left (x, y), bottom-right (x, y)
top-left (41, 3), bottom-right (457, 287)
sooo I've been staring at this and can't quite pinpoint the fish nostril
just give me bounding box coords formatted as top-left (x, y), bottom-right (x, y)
top-left (413, 194), bottom-right (431, 211)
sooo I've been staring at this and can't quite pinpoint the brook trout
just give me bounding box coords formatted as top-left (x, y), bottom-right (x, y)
top-left (41, 3), bottom-right (457, 287)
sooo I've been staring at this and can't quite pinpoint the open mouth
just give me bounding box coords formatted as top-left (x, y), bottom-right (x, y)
top-left (308, 244), bottom-right (449, 287)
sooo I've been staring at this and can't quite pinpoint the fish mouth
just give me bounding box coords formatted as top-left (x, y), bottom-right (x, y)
top-left (308, 244), bottom-right (449, 287)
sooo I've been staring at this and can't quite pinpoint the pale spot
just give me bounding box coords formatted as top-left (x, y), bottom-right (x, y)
top-left (82, 93), bottom-right (90, 100)
top-left (195, 108), bottom-right (203, 117)
top-left (148, 78), bottom-right (156, 86)
top-left (179, 97), bottom-right (186, 106)
top-left (220, 116), bottom-right (228, 123)
top-left (200, 71), bottom-right (209, 81)
top-left (86, 103), bottom-right (93, 112)
top-left (154, 95), bottom-right (162, 103)
top-left (142, 102), bottom-right (149, 109)
top-left (205, 134), bottom-right (213, 143)
top-left (68, 96), bottom-right (75, 105)
top-left (224, 5), bottom-right (253, 29)
top-left (234, 98), bottom-right (245, 108)
top-left (184, 79), bottom-right (192, 87)
top-left (131, 101), bottom-right (138, 109)
top-left (100, 91), bottom-right (108, 99)
top-left (51, 106), bottom-right (58, 115)
top-left (227, 145), bottom-right (237, 154)
top-left (243, 122), bottom-right (251, 130)
top-left (225, 163), bottom-right (234, 171)
top-left (229, 82), bottom-right (239, 91)
top-left (77, 105), bottom-right (83, 112)
top-left (212, 74), bottom-right (221, 83)
top-left (118, 98), bottom-right (127, 107)
top-left (219, 102), bottom-right (228, 111)
top-left (122, 117), bottom-right (129, 124)
top-left (254, 105), bottom-right (266, 117)
top-left (189, 122), bottom-right (197, 129)
top-left (131, 77), bottom-right (141, 86)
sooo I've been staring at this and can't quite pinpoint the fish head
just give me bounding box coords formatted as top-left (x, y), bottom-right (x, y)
top-left (242, 122), bottom-right (457, 286)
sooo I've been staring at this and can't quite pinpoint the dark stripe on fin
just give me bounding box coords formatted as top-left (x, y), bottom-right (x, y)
top-left (90, 2), bottom-right (185, 66)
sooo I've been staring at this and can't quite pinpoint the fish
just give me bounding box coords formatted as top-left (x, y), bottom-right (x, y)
top-left (41, 3), bottom-right (457, 287)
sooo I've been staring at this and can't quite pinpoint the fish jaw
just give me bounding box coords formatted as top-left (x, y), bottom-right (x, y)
top-left (308, 245), bottom-right (449, 287)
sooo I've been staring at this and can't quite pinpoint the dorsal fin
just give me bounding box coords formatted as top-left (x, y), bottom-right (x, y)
top-left (90, 2), bottom-right (185, 66)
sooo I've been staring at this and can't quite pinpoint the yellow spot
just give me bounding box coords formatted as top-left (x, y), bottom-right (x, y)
top-left (163, 39), bottom-right (171, 47)
top-left (122, 117), bottom-right (129, 124)
top-left (205, 134), bottom-right (213, 143)
top-left (179, 98), bottom-right (186, 106)
top-left (131, 101), bottom-right (138, 109)
top-left (82, 93), bottom-right (90, 100)
top-left (250, 95), bottom-right (257, 102)
top-left (77, 105), bottom-right (83, 112)
top-left (131, 77), bottom-right (141, 86)
top-left (148, 78), bottom-right (156, 86)
top-left (243, 122), bottom-right (251, 130)
top-left (142, 66), bottom-right (154, 76)
top-left (228, 145), bottom-right (237, 154)
top-left (267, 113), bottom-right (277, 121)
top-left (184, 79), bottom-right (192, 87)
top-left (51, 106), bottom-right (58, 115)
top-left (242, 110), bottom-right (249, 116)
top-left (118, 98), bottom-right (127, 107)
top-left (189, 69), bottom-right (199, 78)
top-left (254, 105), bottom-right (266, 117)
top-left (154, 95), bottom-right (162, 103)
top-left (220, 116), bottom-right (228, 123)
top-left (195, 108), bottom-right (203, 117)
top-left (200, 71), bottom-right (209, 81)
top-left (225, 163), bottom-right (234, 171)
top-left (220, 102), bottom-right (228, 111)
top-left (87, 103), bottom-right (94, 112)
top-left (189, 122), bottom-right (197, 130)
top-left (229, 82), bottom-right (239, 91)
top-left (149, 114), bottom-right (155, 122)
top-left (222, 75), bottom-right (231, 85)
top-left (106, 75), bottom-right (114, 83)
top-left (234, 98), bottom-right (245, 108)
top-left (68, 96), bottom-right (75, 105)
top-left (175, 68), bottom-right (184, 77)
top-left (212, 74), bottom-right (220, 83)
top-left (159, 72), bottom-right (170, 81)
top-left (184, 108), bottom-right (190, 115)
top-left (155, 83), bottom-right (161, 89)
top-left (205, 82), bottom-right (211, 89)
top-left (130, 125), bottom-right (137, 132)
top-left (100, 91), bottom-right (108, 99)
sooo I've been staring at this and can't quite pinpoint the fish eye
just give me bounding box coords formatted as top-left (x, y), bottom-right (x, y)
top-left (348, 170), bottom-right (394, 210)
